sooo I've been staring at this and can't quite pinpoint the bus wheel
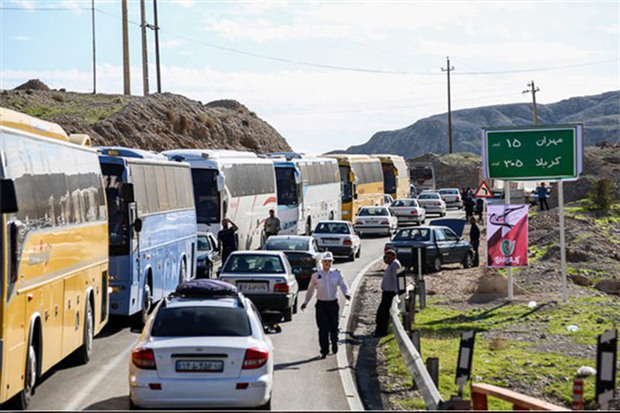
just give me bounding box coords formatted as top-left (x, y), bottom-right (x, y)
top-left (134, 284), bottom-right (152, 329)
top-left (75, 303), bottom-right (94, 365)
top-left (9, 342), bottom-right (37, 409)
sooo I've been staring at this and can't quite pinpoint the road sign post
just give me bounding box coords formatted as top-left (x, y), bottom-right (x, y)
top-left (596, 329), bottom-right (618, 410)
top-left (482, 125), bottom-right (583, 301)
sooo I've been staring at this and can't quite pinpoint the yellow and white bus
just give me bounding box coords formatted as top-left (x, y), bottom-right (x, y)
top-left (325, 155), bottom-right (384, 221)
top-left (374, 154), bottom-right (410, 200)
top-left (0, 108), bottom-right (109, 409)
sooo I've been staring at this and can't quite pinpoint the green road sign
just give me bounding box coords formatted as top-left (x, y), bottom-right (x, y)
top-left (482, 125), bottom-right (583, 181)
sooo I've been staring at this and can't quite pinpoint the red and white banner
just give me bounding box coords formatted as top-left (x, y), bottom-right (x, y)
top-left (486, 204), bottom-right (529, 267)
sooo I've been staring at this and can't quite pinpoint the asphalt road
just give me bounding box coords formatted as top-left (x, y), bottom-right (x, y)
top-left (27, 208), bottom-right (464, 411)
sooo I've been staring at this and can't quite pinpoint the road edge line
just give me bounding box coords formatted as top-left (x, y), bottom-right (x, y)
top-left (338, 255), bottom-right (382, 411)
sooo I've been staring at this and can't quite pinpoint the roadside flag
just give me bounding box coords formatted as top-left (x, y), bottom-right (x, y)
top-left (486, 204), bottom-right (529, 267)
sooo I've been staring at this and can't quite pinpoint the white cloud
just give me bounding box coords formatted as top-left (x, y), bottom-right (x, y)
top-left (170, 0), bottom-right (195, 9)
top-left (11, 35), bottom-right (30, 41)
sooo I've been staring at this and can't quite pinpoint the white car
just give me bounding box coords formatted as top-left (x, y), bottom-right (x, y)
top-left (129, 280), bottom-right (274, 410)
top-left (417, 192), bottom-right (447, 216)
top-left (312, 220), bottom-right (361, 261)
top-left (354, 206), bottom-right (398, 236)
top-left (438, 188), bottom-right (463, 209)
top-left (389, 198), bottom-right (426, 226)
top-left (219, 251), bottom-right (299, 322)
top-left (383, 194), bottom-right (395, 205)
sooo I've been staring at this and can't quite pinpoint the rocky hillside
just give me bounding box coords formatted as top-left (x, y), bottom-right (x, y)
top-left (0, 79), bottom-right (292, 153)
top-left (338, 90), bottom-right (619, 158)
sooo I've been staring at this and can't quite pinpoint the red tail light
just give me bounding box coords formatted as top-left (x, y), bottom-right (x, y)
top-left (343, 239), bottom-right (353, 246)
top-left (274, 282), bottom-right (289, 293)
top-left (380, 221), bottom-right (389, 225)
top-left (411, 210), bottom-right (418, 214)
top-left (243, 348), bottom-right (269, 369)
top-left (132, 348), bottom-right (156, 370)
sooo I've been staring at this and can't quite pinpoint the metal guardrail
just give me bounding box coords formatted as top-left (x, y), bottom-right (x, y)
top-left (471, 383), bottom-right (569, 411)
top-left (390, 298), bottom-right (444, 410)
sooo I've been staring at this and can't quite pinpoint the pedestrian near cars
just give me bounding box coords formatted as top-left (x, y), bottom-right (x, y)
top-left (217, 218), bottom-right (239, 266)
top-left (301, 252), bottom-right (351, 359)
top-left (536, 182), bottom-right (550, 211)
top-left (264, 209), bottom-right (281, 239)
top-left (475, 197), bottom-right (484, 221)
top-left (374, 249), bottom-right (401, 338)
top-left (469, 216), bottom-right (480, 267)
top-left (464, 194), bottom-right (475, 220)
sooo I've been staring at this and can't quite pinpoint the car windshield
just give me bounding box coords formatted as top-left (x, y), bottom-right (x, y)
top-left (223, 254), bottom-right (285, 273)
top-left (314, 222), bottom-right (350, 234)
top-left (265, 238), bottom-right (309, 251)
top-left (392, 200), bottom-right (418, 207)
top-left (393, 228), bottom-right (431, 241)
top-left (419, 193), bottom-right (439, 199)
top-left (151, 306), bottom-right (251, 337)
top-left (439, 189), bottom-right (458, 194)
top-left (359, 207), bottom-right (389, 216)
top-left (197, 235), bottom-right (211, 252)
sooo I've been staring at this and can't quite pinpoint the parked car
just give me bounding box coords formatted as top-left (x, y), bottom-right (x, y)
top-left (312, 220), bottom-right (361, 261)
top-left (384, 221), bottom-right (474, 273)
top-left (438, 188), bottom-right (463, 209)
top-left (263, 235), bottom-right (320, 289)
top-left (196, 232), bottom-right (221, 279)
top-left (383, 194), bottom-right (395, 206)
top-left (219, 251), bottom-right (299, 322)
top-left (354, 206), bottom-right (398, 237)
top-left (389, 198), bottom-right (426, 226)
top-left (129, 279), bottom-right (274, 410)
top-left (416, 192), bottom-right (447, 216)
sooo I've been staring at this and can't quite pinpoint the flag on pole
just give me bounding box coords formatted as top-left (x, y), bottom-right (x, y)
top-left (486, 204), bottom-right (529, 267)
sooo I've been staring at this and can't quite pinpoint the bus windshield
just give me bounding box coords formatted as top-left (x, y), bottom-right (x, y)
top-left (275, 167), bottom-right (298, 206)
top-left (102, 163), bottom-right (129, 255)
top-left (339, 165), bottom-right (352, 203)
top-left (411, 168), bottom-right (433, 181)
top-left (191, 169), bottom-right (220, 225)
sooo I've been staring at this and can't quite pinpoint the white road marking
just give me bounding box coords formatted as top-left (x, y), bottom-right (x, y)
top-left (337, 255), bottom-right (383, 411)
top-left (64, 340), bottom-right (137, 411)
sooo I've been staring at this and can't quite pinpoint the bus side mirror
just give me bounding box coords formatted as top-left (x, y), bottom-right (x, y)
top-left (133, 217), bottom-right (143, 233)
top-left (121, 183), bottom-right (135, 203)
top-left (294, 170), bottom-right (302, 184)
top-left (1, 179), bottom-right (18, 213)
top-left (217, 175), bottom-right (225, 192)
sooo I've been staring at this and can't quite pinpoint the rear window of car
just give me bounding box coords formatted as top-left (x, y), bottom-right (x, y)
top-left (393, 228), bottom-right (431, 241)
top-left (151, 306), bottom-right (251, 337)
top-left (392, 200), bottom-right (418, 207)
top-left (223, 254), bottom-right (285, 273)
top-left (265, 238), bottom-right (309, 251)
top-left (314, 222), bottom-right (350, 234)
top-left (358, 207), bottom-right (389, 216)
top-left (439, 189), bottom-right (458, 194)
top-left (419, 193), bottom-right (439, 199)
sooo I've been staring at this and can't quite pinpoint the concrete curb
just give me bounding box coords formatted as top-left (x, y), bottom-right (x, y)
top-left (337, 256), bottom-right (383, 411)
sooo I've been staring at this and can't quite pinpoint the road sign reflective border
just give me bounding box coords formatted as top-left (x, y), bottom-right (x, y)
top-left (474, 181), bottom-right (493, 198)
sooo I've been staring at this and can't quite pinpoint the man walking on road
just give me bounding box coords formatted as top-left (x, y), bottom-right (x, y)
top-left (374, 249), bottom-right (401, 338)
top-left (217, 218), bottom-right (239, 266)
top-left (469, 216), bottom-right (480, 267)
top-left (301, 252), bottom-right (351, 359)
top-left (536, 182), bottom-right (550, 211)
top-left (264, 209), bottom-right (281, 239)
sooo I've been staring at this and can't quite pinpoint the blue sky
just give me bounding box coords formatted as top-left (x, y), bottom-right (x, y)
top-left (1, 0), bottom-right (618, 153)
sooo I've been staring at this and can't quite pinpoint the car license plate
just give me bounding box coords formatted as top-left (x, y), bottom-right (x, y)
top-left (397, 247), bottom-right (412, 253)
top-left (237, 282), bottom-right (269, 293)
top-left (176, 360), bottom-right (224, 372)
top-left (322, 239), bottom-right (340, 245)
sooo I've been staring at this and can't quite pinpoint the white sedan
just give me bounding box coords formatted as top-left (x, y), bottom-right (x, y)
top-left (354, 206), bottom-right (398, 236)
top-left (312, 220), bottom-right (361, 261)
top-left (129, 280), bottom-right (273, 410)
top-left (417, 192), bottom-right (447, 216)
top-left (389, 198), bottom-right (426, 226)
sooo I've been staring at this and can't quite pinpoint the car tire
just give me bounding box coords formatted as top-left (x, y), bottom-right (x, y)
top-left (348, 251), bottom-right (356, 262)
top-left (133, 284), bottom-right (152, 329)
top-left (441, 212), bottom-right (446, 217)
top-left (355, 245), bottom-right (361, 258)
top-left (292, 295), bottom-right (298, 314)
top-left (74, 303), bottom-right (94, 365)
top-left (129, 398), bottom-right (141, 410)
top-left (431, 256), bottom-right (442, 272)
top-left (283, 305), bottom-right (293, 322)
top-left (258, 397), bottom-right (272, 410)
top-left (463, 252), bottom-right (474, 269)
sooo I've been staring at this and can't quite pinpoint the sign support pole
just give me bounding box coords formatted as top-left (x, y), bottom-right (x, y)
top-left (504, 181), bottom-right (514, 301)
top-left (559, 180), bottom-right (568, 301)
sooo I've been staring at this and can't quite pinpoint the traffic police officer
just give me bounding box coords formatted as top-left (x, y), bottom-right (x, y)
top-left (301, 251), bottom-right (351, 359)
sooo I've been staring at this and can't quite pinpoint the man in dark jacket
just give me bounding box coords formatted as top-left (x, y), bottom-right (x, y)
top-left (469, 216), bottom-right (480, 267)
top-left (217, 218), bottom-right (239, 266)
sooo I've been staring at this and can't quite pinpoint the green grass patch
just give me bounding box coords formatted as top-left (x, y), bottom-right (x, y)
top-left (529, 244), bottom-right (551, 262)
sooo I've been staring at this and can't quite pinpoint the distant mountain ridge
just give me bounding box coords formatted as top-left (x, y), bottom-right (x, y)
top-left (336, 91), bottom-right (619, 158)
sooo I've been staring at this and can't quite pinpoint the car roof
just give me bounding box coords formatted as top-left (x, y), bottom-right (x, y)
top-left (266, 235), bottom-right (313, 241)
top-left (164, 296), bottom-right (245, 309)
top-left (393, 198), bottom-right (418, 202)
top-left (360, 205), bottom-right (388, 209)
top-left (316, 220), bottom-right (350, 224)
top-left (229, 250), bottom-right (287, 257)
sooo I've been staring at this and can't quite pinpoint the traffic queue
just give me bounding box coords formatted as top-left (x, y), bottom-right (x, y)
top-left (0, 107), bottom-right (470, 409)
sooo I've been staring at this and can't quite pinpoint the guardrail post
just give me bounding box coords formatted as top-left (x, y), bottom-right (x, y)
top-left (572, 378), bottom-right (584, 410)
top-left (471, 388), bottom-right (488, 410)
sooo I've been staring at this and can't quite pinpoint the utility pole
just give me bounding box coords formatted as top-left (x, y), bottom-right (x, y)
top-left (441, 56), bottom-right (455, 154)
top-left (91, 0), bottom-right (96, 94)
top-left (140, 0), bottom-right (149, 96)
top-left (522, 80), bottom-right (540, 126)
top-left (122, 0), bottom-right (130, 95)
top-left (152, 0), bottom-right (162, 93)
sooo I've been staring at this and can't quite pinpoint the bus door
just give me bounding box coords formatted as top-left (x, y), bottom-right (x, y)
top-left (295, 168), bottom-right (304, 222)
top-left (122, 184), bottom-right (142, 297)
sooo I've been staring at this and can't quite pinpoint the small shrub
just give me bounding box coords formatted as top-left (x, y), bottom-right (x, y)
top-left (51, 93), bottom-right (65, 102)
top-left (587, 178), bottom-right (616, 212)
top-left (489, 333), bottom-right (506, 351)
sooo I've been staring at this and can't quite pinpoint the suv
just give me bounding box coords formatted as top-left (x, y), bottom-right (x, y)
top-left (129, 279), bottom-right (274, 410)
